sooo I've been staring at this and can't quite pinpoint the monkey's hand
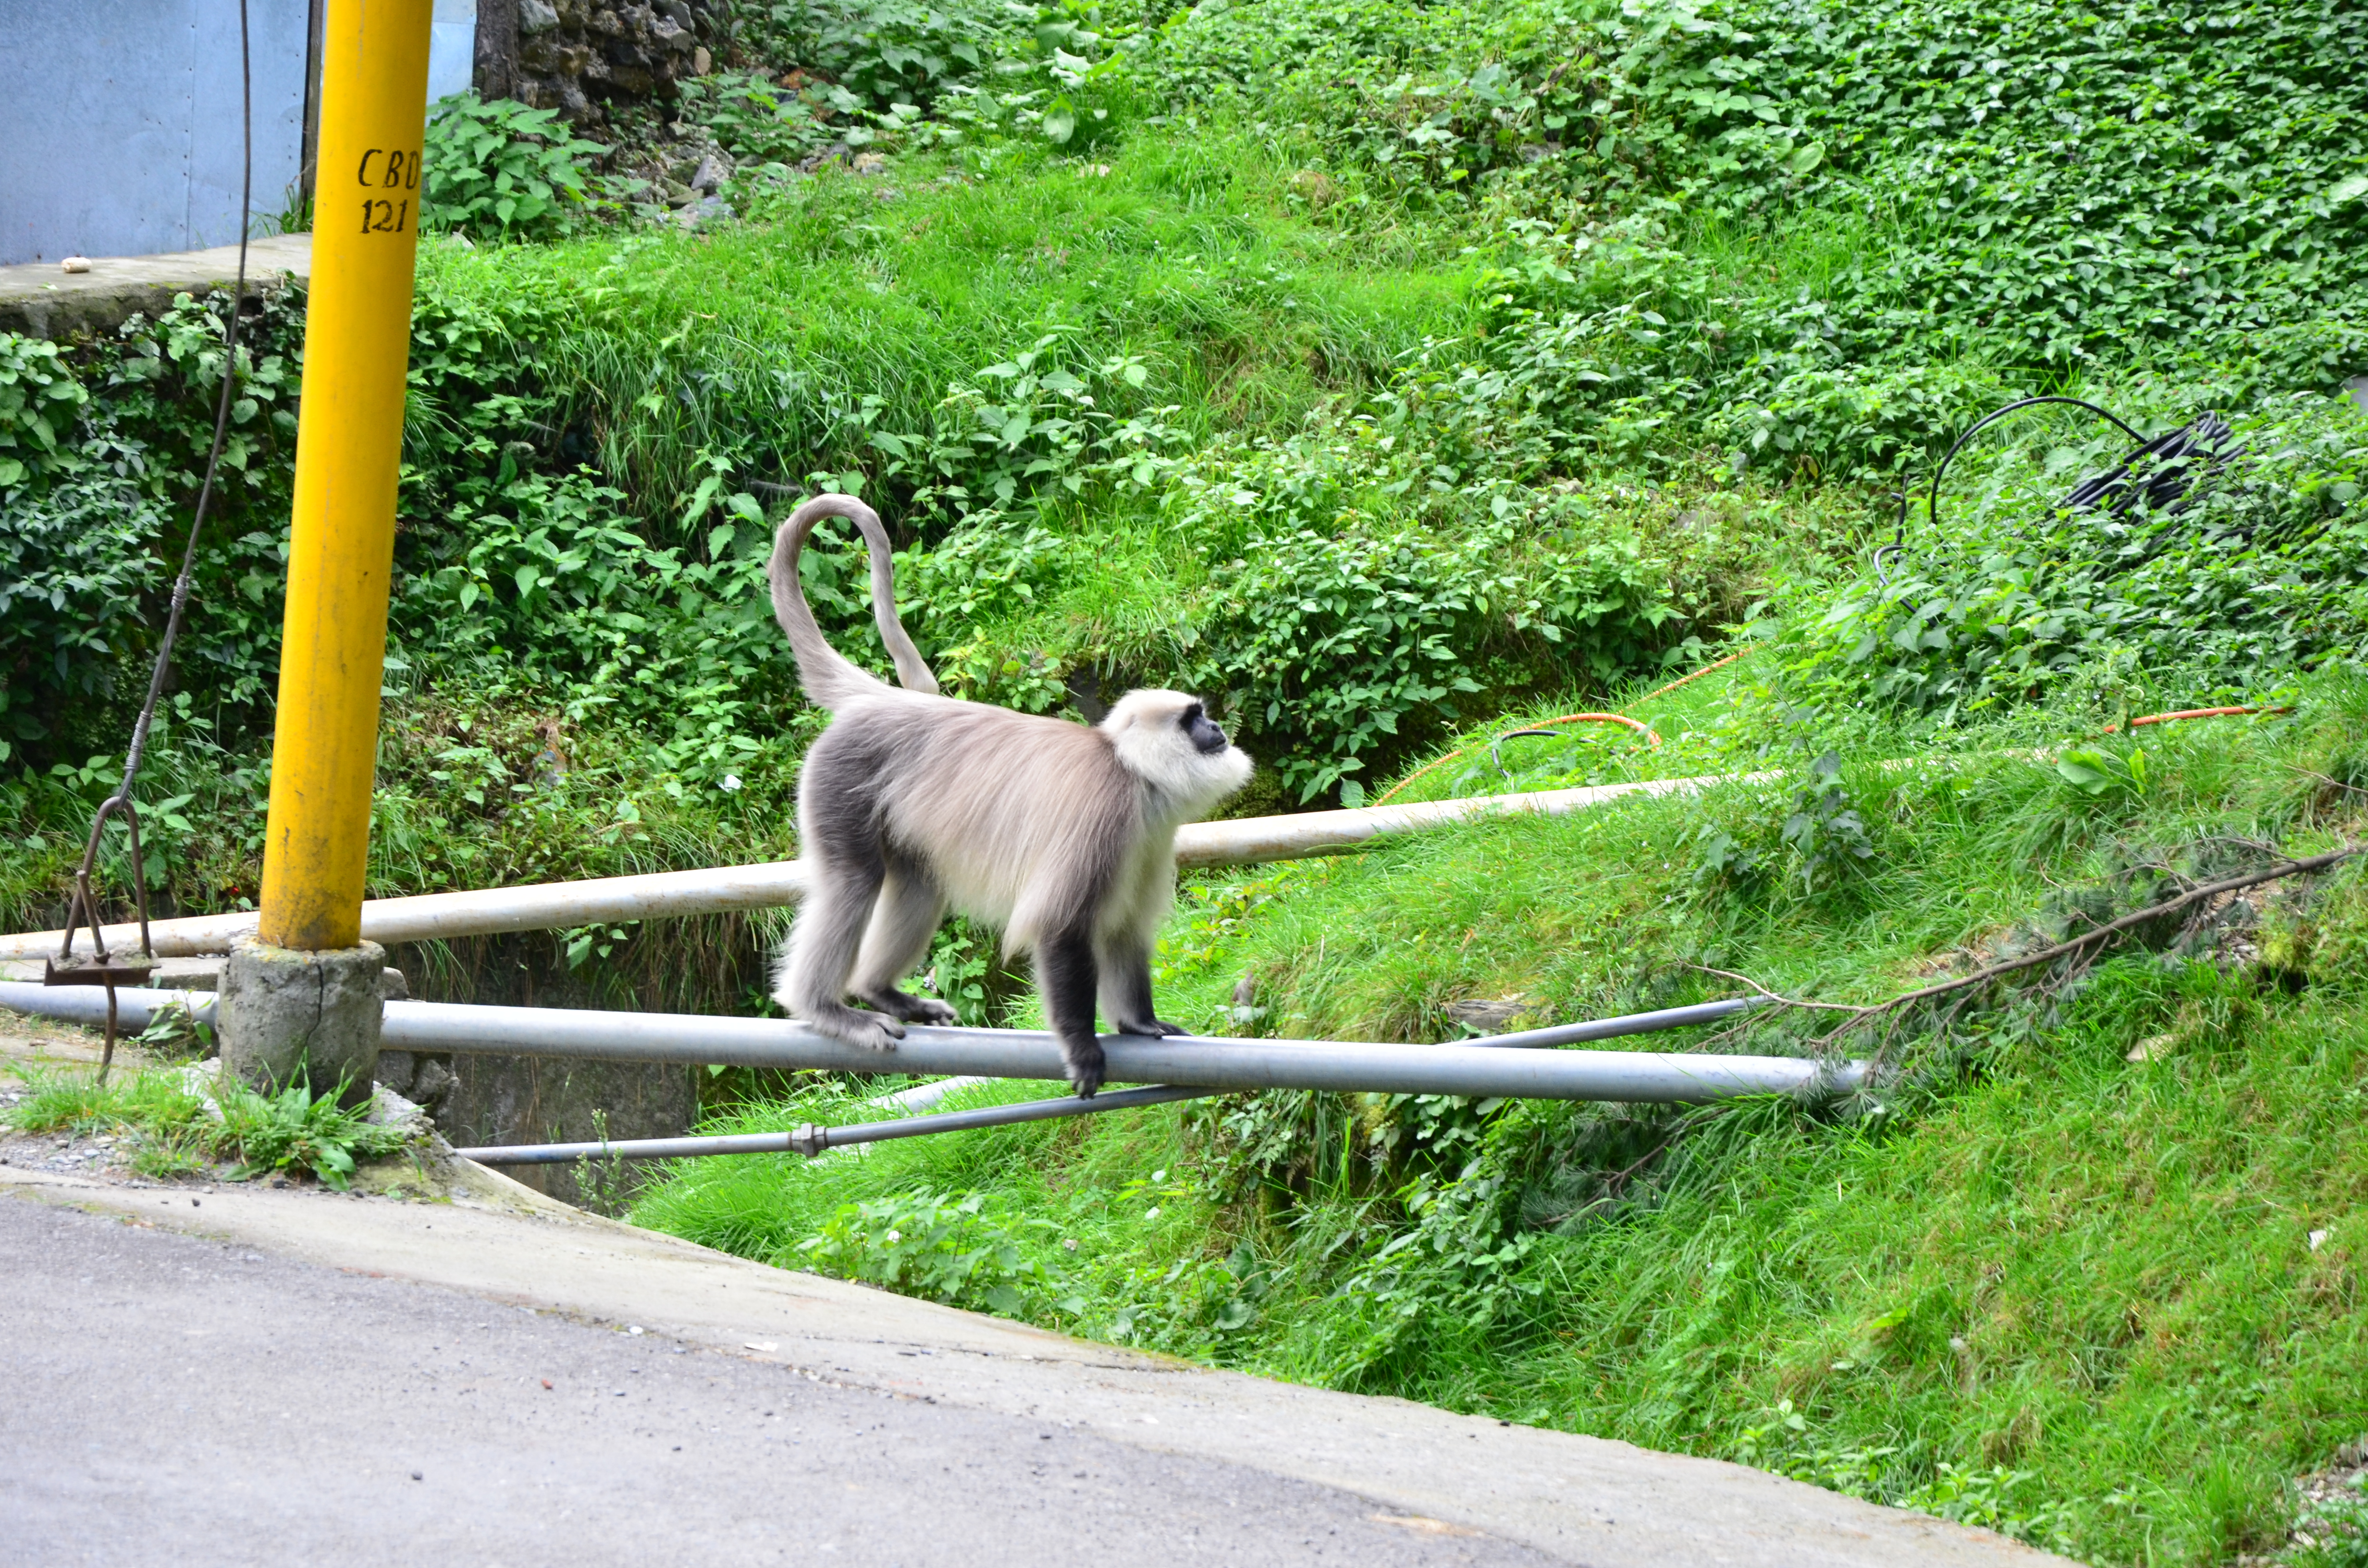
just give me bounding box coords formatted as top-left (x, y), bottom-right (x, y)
top-left (1113, 1018), bottom-right (1190, 1038)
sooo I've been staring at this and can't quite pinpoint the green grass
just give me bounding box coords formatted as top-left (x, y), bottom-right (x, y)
top-left (415, 132), bottom-right (1480, 510)
top-left (631, 671), bottom-right (2368, 1564)
top-left (4, 1062), bottom-right (416, 1188)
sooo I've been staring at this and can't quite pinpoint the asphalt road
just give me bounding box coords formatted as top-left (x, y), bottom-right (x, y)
top-left (0, 1198), bottom-right (1556, 1568)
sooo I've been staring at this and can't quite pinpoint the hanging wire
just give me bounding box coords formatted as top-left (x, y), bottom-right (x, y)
top-left (50, 0), bottom-right (254, 1083)
top-left (1873, 395), bottom-right (2146, 585)
top-left (1488, 713), bottom-right (1660, 776)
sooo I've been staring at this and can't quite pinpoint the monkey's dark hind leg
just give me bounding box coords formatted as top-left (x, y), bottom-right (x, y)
top-left (1099, 931), bottom-right (1187, 1039)
top-left (850, 867), bottom-right (956, 1026)
top-left (779, 856), bottom-right (906, 1050)
top-left (1038, 925), bottom-right (1105, 1097)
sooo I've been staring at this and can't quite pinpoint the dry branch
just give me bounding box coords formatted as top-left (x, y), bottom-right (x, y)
top-left (1707, 843), bottom-right (2364, 1056)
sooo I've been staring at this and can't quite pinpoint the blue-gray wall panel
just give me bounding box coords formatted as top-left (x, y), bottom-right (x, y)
top-left (429, 0), bottom-right (481, 106)
top-left (0, 0), bottom-right (311, 265)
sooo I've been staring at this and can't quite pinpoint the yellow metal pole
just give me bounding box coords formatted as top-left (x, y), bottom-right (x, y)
top-left (257, 0), bottom-right (435, 952)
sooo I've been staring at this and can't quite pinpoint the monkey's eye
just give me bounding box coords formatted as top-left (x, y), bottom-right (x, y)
top-left (1179, 703), bottom-right (1204, 728)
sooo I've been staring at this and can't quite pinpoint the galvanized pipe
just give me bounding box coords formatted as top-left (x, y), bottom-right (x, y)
top-left (1460, 998), bottom-right (1755, 1048)
top-left (0, 985), bottom-right (1852, 1103)
top-left (0, 770), bottom-right (1760, 961)
top-left (0, 984), bottom-right (219, 1029)
top-left (868, 1075), bottom-right (991, 1115)
top-left (453, 1084), bottom-right (1212, 1165)
top-left (0, 859), bottom-right (813, 962)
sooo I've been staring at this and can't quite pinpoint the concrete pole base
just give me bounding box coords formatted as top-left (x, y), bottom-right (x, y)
top-left (219, 938), bottom-right (386, 1104)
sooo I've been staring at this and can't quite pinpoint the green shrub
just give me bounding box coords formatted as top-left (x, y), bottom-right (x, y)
top-left (804, 0), bottom-right (1003, 109)
top-left (0, 291), bottom-right (303, 762)
top-left (1186, 512), bottom-right (1676, 801)
top-left (0, 335), bottom-right (89, 490)
top-left (0, 470), bottom-right (165, 761)
top-left (796, 1188), bottom-right (1061, 1313)
top-left (420, 94), bottom-right (607, 240)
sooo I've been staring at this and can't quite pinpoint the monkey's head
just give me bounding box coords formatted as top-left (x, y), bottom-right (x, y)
top-left (1102, 689), bottom-right (1254, 813)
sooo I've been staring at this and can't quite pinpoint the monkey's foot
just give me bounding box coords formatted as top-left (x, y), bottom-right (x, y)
top-left (859, 989), bottom-right (958, 1027)
top-left (1062, 1041), bottom-right (1106, 1099)
top-left (804, 1002), bottom-right (906, 1051)
top-left (1113, 1017), bottom-right (1189, 1038)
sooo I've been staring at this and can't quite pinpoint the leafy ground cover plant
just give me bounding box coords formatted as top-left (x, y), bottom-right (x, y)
top-left (673, 70), bottom-right (845, 174)
top-left (1781, 392), bottom-right (2368, 724)
top-left (798, 1187), bottom-right (1065, 1314)
top-left (1152, 0), bottom-right (2368, 390)
top-left (420, 94), bottom-right (609, 240)
top-left (211, 1075), bottom-right (414, 1188)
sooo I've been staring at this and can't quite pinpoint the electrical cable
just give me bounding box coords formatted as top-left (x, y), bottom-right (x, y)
top-left (50, 0), bottom-right (253, 1083)
top-left (1488, 714), bottom-right (1659, 777)
top-left (1873, 395), bottom-right (2143, 585)
top-left (1874, 395), bottom-right (2237, 585)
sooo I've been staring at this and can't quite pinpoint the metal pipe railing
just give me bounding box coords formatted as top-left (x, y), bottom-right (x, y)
top-left (0, 984), bottom-right (1852, 1104)
top-left (0, 770), bottom-right (1758, 961)
top-left (454, 1084), bottom-right (1213, 1165)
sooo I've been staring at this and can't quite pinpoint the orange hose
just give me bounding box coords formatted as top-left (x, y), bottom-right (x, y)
top-left (1620, 648), bottom-right (1750, 713)
top-left (1372, 650), bottom-right (1745, 807)
top-left (2101, 705), bottom-right (2291, 735)
top-left (1518, 712), bottom-right (1662, 746)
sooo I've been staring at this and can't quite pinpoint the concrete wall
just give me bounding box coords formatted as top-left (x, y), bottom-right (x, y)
top-left (428, 0), bottom-right (481, 107)
top-left (0, 0), bottom-right (313, 265)
top-left (382, 927), bottom-right (763, 1209)
top-left (0, 0), bottom-right (473, 268)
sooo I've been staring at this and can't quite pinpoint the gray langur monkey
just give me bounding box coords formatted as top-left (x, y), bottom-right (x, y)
top-left (767, 494), bottom-right (1254, 1097)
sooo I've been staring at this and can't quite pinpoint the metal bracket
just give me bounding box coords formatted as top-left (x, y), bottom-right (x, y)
top-left (43, 956), bottom-right (154, 989)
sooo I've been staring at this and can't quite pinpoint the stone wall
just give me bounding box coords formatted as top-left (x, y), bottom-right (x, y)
top-left (380, 922), bottom-right (771, 1208)
top-left (474, 0), bottom-right (729, 125)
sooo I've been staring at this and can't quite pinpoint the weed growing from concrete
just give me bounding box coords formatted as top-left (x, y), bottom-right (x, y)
top-left (4, 1064), bottom-right (410, 1190)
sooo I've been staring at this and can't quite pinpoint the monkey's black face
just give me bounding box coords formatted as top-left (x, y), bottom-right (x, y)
top-left (1180, 702), bottom-right (1230, 756)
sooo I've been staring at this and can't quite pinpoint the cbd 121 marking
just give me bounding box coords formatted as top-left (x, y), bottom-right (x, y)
top-left (357, 148), bottom-right (421, 190)
top-left (356, 146), bottom-right (423, 235)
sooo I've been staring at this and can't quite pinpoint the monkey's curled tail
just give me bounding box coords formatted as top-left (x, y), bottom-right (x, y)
top-left (768, 494), bottom-right (939, 710)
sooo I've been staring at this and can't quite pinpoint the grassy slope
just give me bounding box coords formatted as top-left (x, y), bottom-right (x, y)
top-left (415, 134), bottom-right (1477, 515)
top-left (634, 670), bottom-right (2368, 1564)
